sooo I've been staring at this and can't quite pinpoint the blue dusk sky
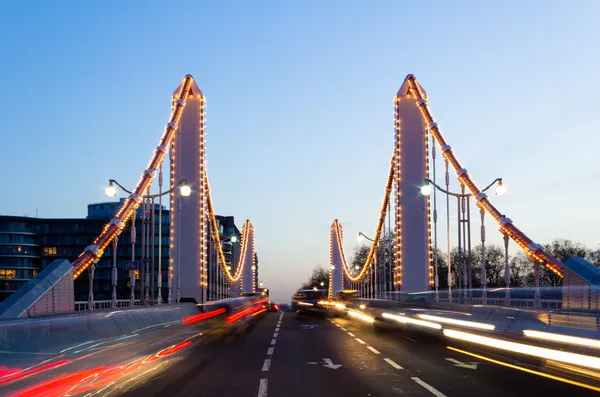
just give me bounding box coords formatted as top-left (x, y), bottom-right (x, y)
top-left (1, 1), bottom-right (599, 304)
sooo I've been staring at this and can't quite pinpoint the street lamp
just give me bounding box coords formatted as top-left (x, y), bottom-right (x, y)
top-left (105, 181), bottom-right (117, 197)
top-left (357, 232), bottom-right (379, 299)
top-left (105, 177), bottom-right (190, 306)
top-left (421, 177), bottom-right (504, 304)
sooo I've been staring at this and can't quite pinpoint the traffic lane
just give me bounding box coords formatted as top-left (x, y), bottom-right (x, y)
top-left (120, 312), bottom-right (278, 397)
top-left (268, 312), bottom-right (435, 396)
top-left (331, 316), bottom-right (600, 397)
top-left (0, 318), bottom-right (216, 397)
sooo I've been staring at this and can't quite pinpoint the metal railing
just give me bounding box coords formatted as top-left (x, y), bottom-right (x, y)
top-left (74, 299), bottom-right (144, 311)
top-left (470, 298), bottom-right (562, 310)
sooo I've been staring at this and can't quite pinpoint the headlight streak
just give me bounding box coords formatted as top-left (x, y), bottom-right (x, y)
top-left (347, 310), bottom-right (375, 323)
top-left (418, 314), bottom-right (495, 331)
top-left (523, 329), bottom-right (600, 350)
top-left (447, 346), bottom-right (600, 393)
top-left (444, 329), bottom-right (600, 370)
top-left (382, 312), bottom-right (442, 330)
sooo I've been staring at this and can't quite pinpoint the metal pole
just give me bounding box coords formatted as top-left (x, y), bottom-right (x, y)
top-left (503, 233), bottom-right (510, 306)
top-left (457, 196), bottom-right (462, 302)
top-left (534, 262), bottom-right (541, 308)
top-left (88, 264), bottom-right (95, 311)
top-left (158, 167), bottom-right (163, 305)
top-left (130, 212), bottom-right (136, 305)
top-left (466, 195), bottom-right (473, 300)
top-left (144, 190), bottom-right (150, 303)
top-left (432, 139), bottom-right (439, 302)
top-left (111, 237), bottom-right (118, 308)
top-left (461, 185), bottom-right (468, 300)
top-left (140, 197), bottom-right (146, 305)
top-left (445, 159), bottom-right (452, 303)
top-left (151, 196), bottom-right (156, 304)
top-left (480, 208), bottom-right (487, 305)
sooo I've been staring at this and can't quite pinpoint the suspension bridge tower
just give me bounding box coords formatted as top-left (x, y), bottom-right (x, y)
top-left (170, 79), bottom-right (208, 304)
top-left (393, 76), bottom-right (433, 293)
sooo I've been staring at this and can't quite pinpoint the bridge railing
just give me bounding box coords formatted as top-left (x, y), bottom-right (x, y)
top-left (74, 299), bottom-right (144, 311)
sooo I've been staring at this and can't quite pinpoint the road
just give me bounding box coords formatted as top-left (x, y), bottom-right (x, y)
top-left (119, 311), bottom-right (599, 397)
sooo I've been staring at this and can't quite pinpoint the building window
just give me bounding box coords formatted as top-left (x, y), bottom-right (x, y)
top-left (43, 247), bottom-right (57, 256)
top-left (0, 269), bottom-right (16, 279)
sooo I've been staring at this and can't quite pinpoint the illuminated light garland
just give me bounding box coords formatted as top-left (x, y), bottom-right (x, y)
top-left (424, 122), bottom-right (434, 287)
top-left (72, 75), bottom-right (194, 278)
top-left (71, 74), bottom-right (257, 286)
top-left (333, 152), bottom-right (396, 283)
top-left (405, 75), bottom-right (564, 277)
top-left (394, 98), bottom-right (403, 288)
top-left (251, 222), bottom-right (256, 292)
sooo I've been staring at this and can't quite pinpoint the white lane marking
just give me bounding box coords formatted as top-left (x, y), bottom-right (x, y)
top-left (367, 346), bottom-right (381, 354)
top-left (267, 347), bottom-right (274, 355)
top-left (348, 332), bottom-right (355, 337)
top-left (271, 339), bottom-right (277, 345)
top-left (340, 327), bottom-right (347, 331)
top-left (355, 338), bottom-right (366, 344)
top-left (334, 323), bottom-right (341, 327)
top-left (384, 357), bottom-right (403, 369)
top-left (411, 377), bottom-right (447, 397)
top-left (275, 327), bottom-right (280, 331)
top-left (262, 358), bottom-right (271, 371)
top-left (258, 378), bottom-right (268, 397)
top-left (273, 332), bottom-right (279, 338)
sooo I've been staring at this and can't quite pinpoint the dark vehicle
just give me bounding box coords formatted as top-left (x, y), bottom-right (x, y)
top-left (267, 302), bottom-right (279, 312)
top-left (291, 289), bottom-right (328, 318)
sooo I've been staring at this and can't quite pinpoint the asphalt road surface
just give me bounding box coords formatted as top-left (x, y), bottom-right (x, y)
top-left (119, 311), bottom-right (599, 397)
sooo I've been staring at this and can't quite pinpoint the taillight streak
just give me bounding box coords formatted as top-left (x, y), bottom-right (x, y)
top-left (182, 308), bottom-right (226, 325)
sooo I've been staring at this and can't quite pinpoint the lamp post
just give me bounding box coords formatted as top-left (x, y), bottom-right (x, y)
top-left (421, 177), bottom-right (505, 304)
top-left (357, 232), bottom-right (378, 299)
top-left (105, 177), bottom-right (190, 305)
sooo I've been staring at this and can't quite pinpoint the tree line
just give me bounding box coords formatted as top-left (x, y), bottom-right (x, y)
top-left (299, 238), bottom-right (600, 291)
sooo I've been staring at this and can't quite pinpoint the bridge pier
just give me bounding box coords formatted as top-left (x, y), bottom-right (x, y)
top-left (392, 77), bottom-right (433, 293)
top-left (170, 80), bottom-right (208, 304)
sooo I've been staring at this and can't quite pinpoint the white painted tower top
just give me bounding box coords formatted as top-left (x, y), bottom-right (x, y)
top-left (173, 75), bottom-right (204, 98)
top-left (396, 74), bottom-right (427, 99)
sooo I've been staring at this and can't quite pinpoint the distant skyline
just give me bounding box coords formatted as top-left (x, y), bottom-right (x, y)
top-left (1, 1), bottom-right (600, 303)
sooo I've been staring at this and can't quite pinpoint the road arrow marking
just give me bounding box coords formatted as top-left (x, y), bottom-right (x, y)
top-left (307, 358), bottom-right (342, 369)
top-left (322, 358), bottom-right (342, 369)
top-left (445, 357), bottom-right (478, 370)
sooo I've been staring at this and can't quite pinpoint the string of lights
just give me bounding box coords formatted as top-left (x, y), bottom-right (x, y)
top-left (406, 75), bottom-right (563, 277)
top-left (71, 75), bottom-right (194, 278)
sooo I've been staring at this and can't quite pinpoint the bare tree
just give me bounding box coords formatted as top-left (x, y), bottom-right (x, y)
top-left (301, 265), bottom-right (329, 290)
top-left (351, 244), bottom-right (370, 275)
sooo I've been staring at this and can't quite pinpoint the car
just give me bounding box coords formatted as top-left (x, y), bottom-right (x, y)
top-left (291, 289), bottom-right (329, 318)
top-left (267, 302), bottom-right (279, 312)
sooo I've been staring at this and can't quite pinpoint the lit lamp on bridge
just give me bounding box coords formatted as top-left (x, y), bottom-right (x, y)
top-left (103, 177), bottom-right (191, 307)
top-left (420, 177), bottom-right (506, 305)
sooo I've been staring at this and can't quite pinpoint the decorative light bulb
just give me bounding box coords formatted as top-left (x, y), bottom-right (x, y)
top-left (420, 184), bottom-right (432, 196)
top-left (495, 181), bottom-right (506, 196)
top-left (180, 185), bottom-right (192, 197)
top-left (105, 182), bottom-right (117, 197)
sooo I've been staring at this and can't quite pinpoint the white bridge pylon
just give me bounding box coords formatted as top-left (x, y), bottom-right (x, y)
top-left (70, 75), bottom-right (256, 303)
top-left (330, 74), bottom-right (569, 299)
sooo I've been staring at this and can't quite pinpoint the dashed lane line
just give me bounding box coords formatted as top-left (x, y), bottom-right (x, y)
top-left (258, 379), bottom-right (268, 397)
top-left (355, 338), bottom-right (366, 344)
top-left (411, 377), bottom-right (447, 397)
top-left (262, 358), bottom-right (271, 371)
top-left (384, 358), bottom-right (403, 369)
top-left (267, 347), bottom-right (274, 355)
top-left (367, 346), bottom-right (381, 354)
